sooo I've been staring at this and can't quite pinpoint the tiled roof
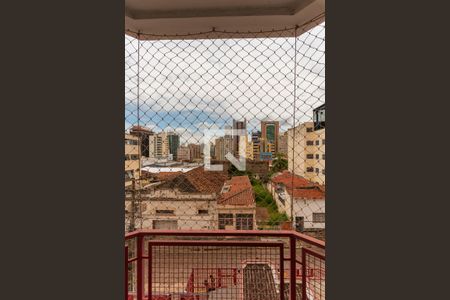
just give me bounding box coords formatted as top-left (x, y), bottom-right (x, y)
top-left (290, 187), bottom-right (325, 199)
top-left (271, 170), bottom-right (312, 188)
top-left (218, 176), bottom-right (255, 206)
top-left (157, 167), bottom-right (228, 194)
top-left (272, 171), bottom-right (325, 200)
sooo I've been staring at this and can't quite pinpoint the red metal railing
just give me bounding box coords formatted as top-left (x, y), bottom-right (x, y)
top-left (125, 230), bottom-right (325, 300)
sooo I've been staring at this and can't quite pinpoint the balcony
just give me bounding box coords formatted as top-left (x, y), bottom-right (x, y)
top-left (125, 2), bottom-right (325, 298)
top-left (125, 230), bottom-right (325, 300)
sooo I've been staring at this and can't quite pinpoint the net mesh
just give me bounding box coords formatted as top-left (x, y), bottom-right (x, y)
top-left (125, 22), bottom-right (325, 239)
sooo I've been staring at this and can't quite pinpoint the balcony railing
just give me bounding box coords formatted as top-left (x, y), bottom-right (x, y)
top-left (125, 230), bottom-right (325, 300)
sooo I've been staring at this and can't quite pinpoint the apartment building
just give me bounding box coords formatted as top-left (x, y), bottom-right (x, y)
top-left (129, 126), bottom-right (153, 158)
top-left (167, 132), bottom-right (180, 160)
top-left (149, 132), bottom-right (169, 159)
top-left (261, 120), bottom-right (280, 156)
top-left (268, 171), bottom-right (325, 232)
top-left (278, 131), bottom-right (288, 157)
top-left (214, 135), bottom-right (233, 161)
top-left (251, 131), bottom-right (262, 161)
top-left (232, 119), bottom-right (247, 158)
top-left (125, 134), bottom-right (141, 186)
top-left (188, 143), bottom-right (201, 161)
top-left (287, 122), bottom-right (326, 185)
top-left (246, 141), bottom-right (254, 160)
top-left (177, 146), bottom-right (191, 162)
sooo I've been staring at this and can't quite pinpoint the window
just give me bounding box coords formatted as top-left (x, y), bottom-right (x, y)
top-left (218, 214), bottom-right (233, 229)
top-left (306, 127), bottom-right (313, 132)
top-left (322, 154), bottom-right (325, 160)
top-left (306, 141), bottom-right (314, 146)
top-left (236, 214), bottom-right (254, 230)
top-left (125, 139), bottom-right (138, 145)
top-left (322, 139), bottom-right (325, 145)
top-left (306, 154), bottom-right (314, 159)
top-left (315, 154), bottom-right (319, 159)
top-left (130, 155), bottom-right (139, 160)
top-left (198, 209), bottom-right (209, 215)
top-left (313, 213), bottom-right (325, 223)
top-left (315, 140), bottom-right (320, 145)
top-left (155, 209), bottom-right (174, 215)
top-left (306, 167), bottom-right (314, 172)
top-left (322, 169), bottom-right (326, 175)
top-left (315, 168), bottom-right (319, 174)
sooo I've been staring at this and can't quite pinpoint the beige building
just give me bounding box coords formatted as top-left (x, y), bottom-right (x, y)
top-left (128, 167), bottom-right (228, 230)
top-left (246, 141), bottom-right (254, 160)
top-left (188, 143), bottom-right (201, 161)
top-left (278, 131), bottom-right (288, 157)
top-left (125, 169), bottom-right (257, 231)
top-left (214, 136), bottom-right (233, 161)
top-left (149, 132), bottom-right (169, 159)
top-left (125, 134), bottom-right (141, 187)
top-left (287, 122), bottom-right (325, 185)
top-left (177, 146), bottom-right (191, 161)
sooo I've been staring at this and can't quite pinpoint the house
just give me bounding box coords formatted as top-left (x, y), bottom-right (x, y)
top-left (268, 171), bottom-right (325, 233)
top-left (131, 167), bottom-right (228, 230)
top-left (217, 176), bottom-right (256, 230)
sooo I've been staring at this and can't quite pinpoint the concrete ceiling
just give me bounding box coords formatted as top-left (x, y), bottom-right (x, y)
top-left (125, 0), bottom-right (325, 40)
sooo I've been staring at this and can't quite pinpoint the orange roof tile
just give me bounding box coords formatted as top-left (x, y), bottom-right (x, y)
top-left (272, 171), bottom-right (325, 200)
top-left (218, 176), bottom-right (255, 206)
top-left (157, 167), bottom-right (228, 194)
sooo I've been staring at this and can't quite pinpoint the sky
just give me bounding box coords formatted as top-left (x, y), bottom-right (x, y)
top-left (125, 23), bottom-right (325, 145)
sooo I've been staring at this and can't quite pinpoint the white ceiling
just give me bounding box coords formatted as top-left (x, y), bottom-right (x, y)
top-left (125, 0), bottom-right (325, 40)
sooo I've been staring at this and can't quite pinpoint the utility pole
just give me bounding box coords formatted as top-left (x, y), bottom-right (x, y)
top-left (128, 178), bottom-right (136, 232)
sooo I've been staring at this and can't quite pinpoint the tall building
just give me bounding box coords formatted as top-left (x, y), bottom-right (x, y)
top-left (232, 119), bottom-right (247, 157)
top-left (167, 132), bottom-right (180, 160)
top-left (177, 146), bottom-right (191, 161)
top-left (149, 132), bottom-right (169, 159)
top-left (188, 143), bottom-right (201, 161)
top-left (209, 142), bottom-right (216, 159)
top-left (214, 136), bottom-right (233, 161)
top-left (278, 131), bottom-right (288, 157)
top-left (287, 107), bottom-right (325, 185)
top-left (261, 121), bottom-right (280, 157)
top-left (246, 141), bottom-right (254, 160)
top-left (130, 126), bottom-right (153, 158)
top-left (125, 134), bottom-right (141, 186)
top-left (251, 130), bottom-right (262, 161)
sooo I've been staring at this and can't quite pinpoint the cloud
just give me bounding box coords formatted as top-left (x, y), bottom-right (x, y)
top-left (125, 23), bottom-right (325, 134)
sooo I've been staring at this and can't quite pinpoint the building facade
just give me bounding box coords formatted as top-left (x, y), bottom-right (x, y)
top-left (177, 146), bottom-right (191, 161)
top-left (214, 136), bottom-right (233, 161)
top-left (125, 134), bottom-right (141, 186)
top-left (278, 131), bottom-right (288, 157)
top-left (232, 119), bottom-right (247, 158)
top-left (217, 176), bottom-right (256, 230)
top-left (287, 122), bottom-right (325, 185)
top-left (167, 132), bottom-right (180, 160)
top-left (261, 120), bottom-right (279, 156)
top-left (251, 130), bottom-right (262, 161)
top-left (130, 126), bottom-right (153, 158)
top-left (149, 132), bottom-right (169, 159)
top-left (188, 143), bottom-right (201, 161)
top-left (127, 167), bottom-right (228, 230)
top-left (268, 171), bottom-right (325, 232)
